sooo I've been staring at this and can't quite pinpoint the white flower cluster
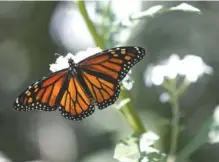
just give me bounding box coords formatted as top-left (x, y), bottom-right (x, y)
top-left (49, 47), bottom-right (102, 72)
top-left (144, 54), bottom-right (213, 87)
top-left (122, 70), bottom-right (134, 90)
top-left (114, 131), bottom-right (163, 162)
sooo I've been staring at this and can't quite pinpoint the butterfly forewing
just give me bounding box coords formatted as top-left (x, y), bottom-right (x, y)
top-left (79, 46), bottom-right (145, 109)
top-left (14, 70), bottom-right (68, 111)
top-left (79, 46), bottom-right (145, 81)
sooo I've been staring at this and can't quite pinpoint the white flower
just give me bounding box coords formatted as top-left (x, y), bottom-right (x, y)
top-left (159, 92), bottom-right (170, 103)
top-left (178, 55), bottom-right (213, 82)
top-left (144, 54), bottom-right (180, 86)
top-left (209, 130), bottom-right (219, 144)
top-left (111, 0), bottom-right (141, 20)
top-left (114, 137), bottom-right (140, 162)
top-left (49, 47), bottom-right (102, 72)
top-left (144, 54), bottom-right (213, 87)
top-left (114, 132), bottom-right (164, 162)
top-left (144, 64), bottom-right (164, 87)
top-left (139, 132), bottom-right (166, 162)
top-left (141, 157), bottom-right (149, 162)
top-left (73, 47), bottom-right (102, 63)
top-left (170, 3), bottom-right (201, 13)
top-left (122, 70), bottom-right (134, 90)
top-left (139, 131), bottom-right (159, 153)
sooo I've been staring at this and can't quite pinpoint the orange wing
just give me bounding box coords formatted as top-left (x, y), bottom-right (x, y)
top-left (14, 69), bottom-right (68, 111)
top-left (82, 70), bottom-right (120, 109)
top-left (14, 46), bottom-right (145, 119)
top-left (58, 75), bottom-right (95, 120)
top-left (79, 46), bottom-right (145, 109)
top-left (79, 46), bottom-right (145, 81)
top-left (14, 70), bottom-right (95, 120)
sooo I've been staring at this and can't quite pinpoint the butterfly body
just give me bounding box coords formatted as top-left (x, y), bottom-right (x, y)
top-left (14, 46), bottom-right (146, 120)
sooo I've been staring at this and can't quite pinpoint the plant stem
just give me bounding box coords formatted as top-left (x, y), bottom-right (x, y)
top-left (77, 0), bottom-right (145, 135)
top-left (100, 0), bottom-right (111, 40)
top-left (177, 78), bottom-right (190, 97)
top-left (120, 91), bottom-right (146, 135)
top-left (121, 106), bottom-right (145, 135)
top-left (167, 80), bottom-right (180, 162)
top-left (78, 0), bottom-right (105, 49)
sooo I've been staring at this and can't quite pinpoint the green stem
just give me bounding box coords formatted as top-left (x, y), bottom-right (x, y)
top-left (167, 80), bottom-right (180, 162)
top-left (77, 0), bottom-right (145, 135)
top-left (100, 1), bottom-right (111, 40)
top-left (78, 0), bottom-right (105, 49)
top-left (176, 78), bottom-right (190, 97)
top-left (121, 106), bottom-right (145, 135)
top-left (120, 91), bottom-right (146, 135)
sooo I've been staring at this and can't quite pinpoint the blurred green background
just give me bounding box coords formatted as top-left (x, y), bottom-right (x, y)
top-left (1, 1), bottom-right (219, 162)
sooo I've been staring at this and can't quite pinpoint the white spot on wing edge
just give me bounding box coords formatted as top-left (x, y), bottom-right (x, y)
top-left (34, 81), bottom-right (39, 85)
top-left (134, 47), bottom-right (140, 52)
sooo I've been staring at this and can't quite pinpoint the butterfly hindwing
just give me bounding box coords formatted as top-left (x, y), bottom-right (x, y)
top-left (14, 70), bottom-right (68, 111)
top-left (82, 70), bottom-right (120, 109)
top-left (58, 74), bottom-right (95, 120)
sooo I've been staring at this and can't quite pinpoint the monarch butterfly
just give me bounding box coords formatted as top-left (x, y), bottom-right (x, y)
top-left (13, 46), bottom-right (145, 120)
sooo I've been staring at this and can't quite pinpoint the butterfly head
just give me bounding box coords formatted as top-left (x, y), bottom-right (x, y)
top-left (68, 58), bottom-right (77, 67)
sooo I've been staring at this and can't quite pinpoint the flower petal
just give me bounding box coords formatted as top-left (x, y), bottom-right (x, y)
top-left (49, 47), bottom-right (101, 72)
